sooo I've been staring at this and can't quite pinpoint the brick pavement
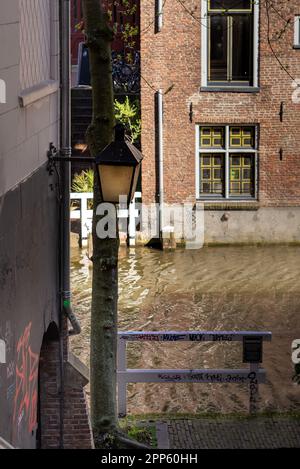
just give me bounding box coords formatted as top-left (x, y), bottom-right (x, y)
top-left (162, 417), bottom-right (300, 449)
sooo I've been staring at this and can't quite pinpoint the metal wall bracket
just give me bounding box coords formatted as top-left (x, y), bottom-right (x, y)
top-left (47, 142), bottom-right (95, 176)
top-left (46, 142), bottom-right (59, 175)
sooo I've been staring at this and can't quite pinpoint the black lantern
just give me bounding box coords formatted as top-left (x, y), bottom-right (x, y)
top-left (95, 124), bottom-right (143, 204)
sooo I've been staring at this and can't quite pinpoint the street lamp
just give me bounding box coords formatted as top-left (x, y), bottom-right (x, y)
top-left (47, 124), bottom-right (143, 206)
top-left (95, 124), bottom-right (143, 205)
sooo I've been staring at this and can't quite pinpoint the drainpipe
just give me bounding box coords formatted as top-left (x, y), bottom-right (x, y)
top-left (156, 0), bottom-right (163, 32)
top-left (157, 89), bottom-right (164, 236)
top-left (57, 0), bottom-right (81, 451)
top-left (59, 0), bottom-right (81, 337)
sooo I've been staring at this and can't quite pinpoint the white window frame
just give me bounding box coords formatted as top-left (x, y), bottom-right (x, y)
top-left (195, 124), bottom-right (258, 201)
top-left (201, 0), bottom-right (259, 88)
top-left (294, 16), bottom-right (300, 47)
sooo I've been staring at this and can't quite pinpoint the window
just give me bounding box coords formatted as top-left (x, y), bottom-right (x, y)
top-left (197, 125), bottom-right (258, 199)
top-left (20, 0), bottom-right (51, 89)
top-left (294, 16), bottom-right (300, 48)
top-left (201, 0), bottom-right (259, 88)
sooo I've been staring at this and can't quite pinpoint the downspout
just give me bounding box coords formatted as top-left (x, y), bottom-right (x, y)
top-left (59, 0), bottom-right (81, 337)
top-left (156, 0), bottom-right (163, 32)
top-left (157, 89), bottom-right (164, 236)
top-left (58, 0), bottom-right (81, 451)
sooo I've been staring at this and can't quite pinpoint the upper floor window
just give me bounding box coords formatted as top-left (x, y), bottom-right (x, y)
top-left (201, 0), bottom-right (259, 89)
top-left (294, 16), bottom-right (300, 48)
top-left (20, 0), bottom-right (51, 90)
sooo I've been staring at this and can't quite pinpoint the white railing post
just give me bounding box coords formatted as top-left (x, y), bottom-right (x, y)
top-left (70, 193), bottom-right (93, 246)
top-left (81, 194), bottom-right (88, 244)
top-left (128, 199), bottom-right (136, 246)
top-left (128, 192), bottom-right (141, 247)
top-left (117, 337), bottom-right (127, 417)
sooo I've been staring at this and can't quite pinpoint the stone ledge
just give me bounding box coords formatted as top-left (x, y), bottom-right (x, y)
top-left (201, 203), bottom-right (260, 211)
top-left (19, 80), bottom-right (59, 107)
top-left (200, 86), bottom-right (260, 93)
top-left (66, 351), bottom-right (90, 388)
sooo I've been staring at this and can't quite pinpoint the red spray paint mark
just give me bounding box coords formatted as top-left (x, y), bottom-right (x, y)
top-left (13, 323), bottom-right (39, 434)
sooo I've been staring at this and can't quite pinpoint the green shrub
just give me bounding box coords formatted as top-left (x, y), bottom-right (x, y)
top-left (114, 96), bottom-right (141, 144)
top-left (72, 169), bottom-right (94, 193)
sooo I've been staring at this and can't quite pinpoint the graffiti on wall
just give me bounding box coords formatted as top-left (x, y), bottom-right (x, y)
top-left (13, 323), bottom-right (39, 434)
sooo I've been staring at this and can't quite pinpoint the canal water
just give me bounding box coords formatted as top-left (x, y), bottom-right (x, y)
top-left (70, 245), bottom-right (300, 415)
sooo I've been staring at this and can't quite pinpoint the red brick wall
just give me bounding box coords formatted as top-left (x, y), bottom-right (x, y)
top-left (71, 0), bottom-right (140, 64)
top-left (39, 320), bottom-right (93, 449)
top-left (141, 0), bottom-right (300, 207)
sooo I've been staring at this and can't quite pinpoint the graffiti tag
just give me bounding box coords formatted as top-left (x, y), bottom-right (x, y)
top-left (7, 361), bottom-right (15, 380)
top-left (13, 323), bottom-right (39, 434)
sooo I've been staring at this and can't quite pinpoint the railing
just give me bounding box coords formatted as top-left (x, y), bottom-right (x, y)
top-left (70, 192), bottom-right (142, 246)
top-left (120, 192), bottom-right (142, 247)
top-left (71, 192), bottom-right (93, 246)
top-left (117, 331), bottom-right (272, 417)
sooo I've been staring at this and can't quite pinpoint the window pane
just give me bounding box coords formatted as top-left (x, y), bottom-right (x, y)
top-left (229, 154), bottom-right (254, 196)
top-left (232, 15), bottom-right (252, 82)
top-left (229, 126), bottom-right (255, 148)
top-left (209, 0), bottom-right (252, 11)
top-left (209, 16), bottom-right (227, 81)
top-left (200, 126), bottom-right (225, 148)
top-left (295, 17), bottom-right (300, 46)
top-left (200, 153), bottom-right (225, 195)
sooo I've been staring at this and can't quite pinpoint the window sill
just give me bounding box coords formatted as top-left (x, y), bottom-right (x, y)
top-left (293, 45), bottom-right (300, 49)
top-left (200, 86), bottom-right (260, 93)
top-left (197, 201), bottom-right (260, 211)
top-left (19, 80), bottom-right (59, 108)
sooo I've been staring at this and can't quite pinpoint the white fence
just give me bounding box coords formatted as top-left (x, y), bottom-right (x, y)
top-left (70, 192), bottom-right (142, 246)
top-left (117, 331), bottom-right (272, 417)
top-left (71, 192), bottom-right (93, 245)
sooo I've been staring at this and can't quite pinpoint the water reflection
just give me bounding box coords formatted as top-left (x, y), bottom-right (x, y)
top-left (71, 245), bottom-right (300, 415)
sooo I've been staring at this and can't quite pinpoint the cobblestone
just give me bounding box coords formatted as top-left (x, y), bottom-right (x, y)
top-left (166, 417), bottom-right (300, 449)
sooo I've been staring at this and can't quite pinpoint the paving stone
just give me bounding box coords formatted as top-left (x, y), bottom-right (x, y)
top-left (166, 417), bottom-right (300, 449)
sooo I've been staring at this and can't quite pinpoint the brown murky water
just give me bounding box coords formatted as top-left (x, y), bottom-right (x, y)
top-left (70, 245), bottom-right (300, 415)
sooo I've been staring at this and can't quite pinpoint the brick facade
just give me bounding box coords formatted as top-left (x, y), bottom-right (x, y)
top-left (140, 1), bottom-right (300, 243)
top-left (39, 321), bottom-right (93, 449)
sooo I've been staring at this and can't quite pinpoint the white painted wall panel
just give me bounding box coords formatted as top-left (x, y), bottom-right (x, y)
top-left (0, 1), bottom-right (60, 198)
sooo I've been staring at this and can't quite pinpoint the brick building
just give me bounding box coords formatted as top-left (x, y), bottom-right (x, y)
top-left (0, 0), bottom-right (92, 449)
top-left (140, 0), bottom-right (300, 244)
top-left (71, 0), bottom-right (140, 65)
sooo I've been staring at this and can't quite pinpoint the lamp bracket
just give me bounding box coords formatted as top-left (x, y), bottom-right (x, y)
top-left (47, 142), bottom-right (95, 175)
top-left (46, 143), bottom-right (59, 175)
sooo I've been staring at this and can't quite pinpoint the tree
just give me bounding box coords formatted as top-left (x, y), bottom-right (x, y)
top-left (82, 0), bottom-right (146, 448)
top-left (82, 0), bottom-right (117, 443)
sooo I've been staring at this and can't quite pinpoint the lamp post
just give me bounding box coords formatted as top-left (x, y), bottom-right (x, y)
top-left (47, 123), bottom-right (143, 438)
top-left (48, 123), bottom-right (143, 207)
top-left (96, 124), bottom-right (143, 205)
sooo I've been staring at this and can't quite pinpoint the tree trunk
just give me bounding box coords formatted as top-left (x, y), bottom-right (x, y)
top-left (82, 0), bottom-right (118, 438)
